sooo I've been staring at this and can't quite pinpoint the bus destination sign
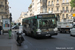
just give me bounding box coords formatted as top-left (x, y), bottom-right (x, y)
top-left (38, 14), bottom-right (55, 18)
top-left (42, 15), bottom-right (55, 18)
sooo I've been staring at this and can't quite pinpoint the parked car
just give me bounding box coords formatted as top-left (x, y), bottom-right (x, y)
top-left (12, 25), bottom-right (19, 29)
top-left (70, 26), bottom-right (75, 36)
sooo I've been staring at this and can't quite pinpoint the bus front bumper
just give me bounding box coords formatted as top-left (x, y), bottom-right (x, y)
top-left (36, 31), bottom-right (58, 37)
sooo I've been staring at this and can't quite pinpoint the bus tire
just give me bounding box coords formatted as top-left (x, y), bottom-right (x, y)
top-left (30, 31), bottom-right (33, 37)
top-left (60, 31), bottom-right (62, 33)
top-left (49, 36), bottom-right (52, 38)
top-left (70, 34), bottom-right (72, 36)
top-left (25, 31), bottom-right (28, 36)
top-left (66, 31), bottom-right (70, 33)
top-left (69, 31), bottom-right (71, 33)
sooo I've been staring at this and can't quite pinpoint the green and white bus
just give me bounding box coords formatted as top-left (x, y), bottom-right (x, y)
top-left (22, 13), bottom-right (58, 38)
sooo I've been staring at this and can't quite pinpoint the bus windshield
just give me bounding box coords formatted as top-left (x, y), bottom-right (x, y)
top-left (37, 19), bottom-right (57, 29)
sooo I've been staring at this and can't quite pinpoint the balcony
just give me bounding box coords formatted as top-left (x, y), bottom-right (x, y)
top-left (48, 4), bottom-right (54, 7)
top-left (0, 12), bottom-right (7, 14)
top-left (61, 10), bottom-right (69, 13)
top-left (53, 11), bottom-right (61, 14)
top-left (56, 3), bottom-right (60, 7)
top-left (0, 5), bottom-right (4, 8)
top-left (62, 3), bottom-right (69, 6)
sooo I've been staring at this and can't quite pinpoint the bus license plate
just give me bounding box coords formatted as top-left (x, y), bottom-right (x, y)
top-left (46, 34), bottom-right (50, 36)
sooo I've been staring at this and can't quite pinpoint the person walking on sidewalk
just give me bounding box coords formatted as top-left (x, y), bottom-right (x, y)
top-left (0, 26), bottom-right (2, 35)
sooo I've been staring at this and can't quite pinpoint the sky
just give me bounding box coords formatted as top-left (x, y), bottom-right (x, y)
top-left (8, 0), bottom-right (32, 21)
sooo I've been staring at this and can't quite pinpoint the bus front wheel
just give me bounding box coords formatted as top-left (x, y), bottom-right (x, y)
top-left (49, 36), bottom-right (52, 38)
top-left (25, 31), bottom-right (28, 36)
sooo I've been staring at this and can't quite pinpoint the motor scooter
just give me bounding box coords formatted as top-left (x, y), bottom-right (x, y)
top-left (16, 32), bottom-right (24, 46)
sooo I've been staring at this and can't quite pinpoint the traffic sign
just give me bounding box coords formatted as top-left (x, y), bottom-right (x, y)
top-left (73, 13), bottom-right (75, 17)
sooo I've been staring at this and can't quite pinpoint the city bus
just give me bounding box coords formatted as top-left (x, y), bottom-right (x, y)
top-left (22, 13), bottom-right (58, 38)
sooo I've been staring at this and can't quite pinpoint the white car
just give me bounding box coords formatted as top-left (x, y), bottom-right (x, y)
top-left (12, 25), bottom-right (16, 29)
top-left (70, 28), bottom-right (75, 36)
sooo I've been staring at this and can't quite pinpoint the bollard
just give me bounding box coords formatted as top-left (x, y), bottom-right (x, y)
top-left (8, 30), bottom-right (11, 39)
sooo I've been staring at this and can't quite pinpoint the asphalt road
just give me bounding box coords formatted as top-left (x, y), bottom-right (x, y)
top-left (17, 32), bottom-right (75, 50)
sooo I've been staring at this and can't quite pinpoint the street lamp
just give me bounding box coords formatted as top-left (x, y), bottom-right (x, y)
top-left (10, 13), bottom-right (12, 22)
top-left (9, 13), bottom-right (12, 39)
top-left (10, 13), bottom-right (12, 30)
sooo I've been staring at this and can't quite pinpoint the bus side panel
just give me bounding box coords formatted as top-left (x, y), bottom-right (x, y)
top-left (30, 19), bottom-right (37, 36)
top-left (23, 20), bottom-right (31, 35)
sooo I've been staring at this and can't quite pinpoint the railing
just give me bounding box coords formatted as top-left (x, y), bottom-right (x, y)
top-left (56, 3), bottom-right (60, 6)
top-left (0, 5), bottom-right (4, 7)
top-left (62, 3), bottom-right (69, 5)
top-left (61, 10), bottom-right (69, 13)
top-left (0, 12), bottom-right (7, 14)
top-left (53, 11), bottom-right (61, 13)
top-left (48, 4), bottom-right (54, 6)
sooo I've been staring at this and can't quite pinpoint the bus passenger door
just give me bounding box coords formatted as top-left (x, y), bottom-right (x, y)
top-left (31, 19), bottom-right (37, 34)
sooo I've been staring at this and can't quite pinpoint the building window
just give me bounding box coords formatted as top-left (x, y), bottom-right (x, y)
top-left (57, 7), bottom-right (59, 11)
top-left (52, 1), bottom-right (53, 4)
top-left (62, 14), bottom-right (64, 18)
top-left (63, 7), bottom-right (64, 10)
top-left (1, 2), bottom-right (3, 4)
top-left (66, 7), bottom-right (68, 10)
top-left (48, 1), bottom-right (50, 5)
top-left (52, 8), bottom-right (53, 11)
top-left (66, 0), bottom-right (69, 2)
top-left (25, 14), bottom-right (27, 15)
top-left (2, 16), bottom-right (3, 19)
top-left (49, 8), bottom-right (50, 11)
top-left (62, 0), bottom-right (65, 3)
top-left (66, 14), bottom-right (68, 18)
top-left (1, 9), bottom-right (3, 12)
top-left (57, 0), bottom-right (59, 3)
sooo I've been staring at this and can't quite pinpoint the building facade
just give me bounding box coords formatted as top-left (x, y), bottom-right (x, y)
top-left (18, 12), bottom-right (28, 25)
top-left (32, 0), bottom-right (37, 15)
top-left (28, 4), bottom-right (33, 16)
top-left (47, 0), bottom-right (75, 21)
top-left (32, 0), bottom-right (47, 15)
top-left (0, 0), bottom-right (9, 25)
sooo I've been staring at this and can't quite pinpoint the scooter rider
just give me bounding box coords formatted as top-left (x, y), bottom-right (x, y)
top-left (16, 25), bottom-right (24, 46)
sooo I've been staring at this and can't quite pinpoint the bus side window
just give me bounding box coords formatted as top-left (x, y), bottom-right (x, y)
top-left (31, 19), bottom-right (33, 28)
top-left (33, 19), bottom-right (36, 26)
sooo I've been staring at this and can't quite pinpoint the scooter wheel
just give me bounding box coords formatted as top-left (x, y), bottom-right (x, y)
top-left (17, 43), bottom-right (21, 46)
top-left (19, 43), bottom-right (21, 46)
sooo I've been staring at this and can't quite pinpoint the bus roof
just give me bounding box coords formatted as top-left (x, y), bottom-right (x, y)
top-left (36, 13), bottom-right (55, 15)
top-left (27, 13), bottom-right (55, 18)
top-left (22, 13), bottom-right (55, 21)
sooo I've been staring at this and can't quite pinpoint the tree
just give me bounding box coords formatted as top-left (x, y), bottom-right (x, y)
top-left (70, 0), bottom-right (75, 8)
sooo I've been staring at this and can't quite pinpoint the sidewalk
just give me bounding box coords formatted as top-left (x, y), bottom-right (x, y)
top-left (0, 32), bottom-right (18, 50)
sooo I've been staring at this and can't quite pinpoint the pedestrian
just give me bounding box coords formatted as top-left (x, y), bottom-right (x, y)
top-left (0, 26), bottom-right (2, 35)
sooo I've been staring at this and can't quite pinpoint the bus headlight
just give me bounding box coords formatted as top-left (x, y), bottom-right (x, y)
top-left (37, 29), bottom-right (41, 32)
top-left (53, 28), bottom-right (58, 31)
